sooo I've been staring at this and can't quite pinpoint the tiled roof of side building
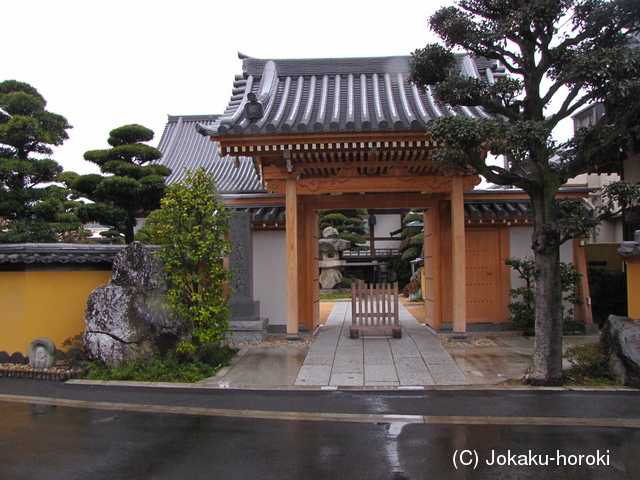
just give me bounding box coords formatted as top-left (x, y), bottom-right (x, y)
top-left (156, 114), bottom-right (265, 193)
top-left (196, 53), bottom-right (503, 137)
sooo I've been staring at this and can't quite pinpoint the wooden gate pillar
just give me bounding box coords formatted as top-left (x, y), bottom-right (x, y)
top-left (298, 203), bottom-right (319, 331)
top-left (285, 176), bottom-right (300, 339)
top-left (451, 177), bottom-right (467, 334)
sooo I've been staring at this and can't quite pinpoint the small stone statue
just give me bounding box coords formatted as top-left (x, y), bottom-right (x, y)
top-left (28, 338), bottom-right (56, 369)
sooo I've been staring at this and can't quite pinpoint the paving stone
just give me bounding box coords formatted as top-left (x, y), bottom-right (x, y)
top-left (302, 352), bottom-right (336, 365)
top-left (332, 355), bottom-right (364, 374)
top-left (389, 338), bottom-right (421, 358)
top-left (394, 358), bottom-right (436, 386)
top-left (329, 372), bottom-right (364, 386)
top-left (366, 381), bottom-right (400, 387)
top-left (294, 365), bottom-right (332, 386)
top-left (398, 372), bottom-right (435, 386)
top-left (363, 337), bottom-right (392, 348)
top-left (337, 336), bottom-right (363, 347)
top-left (308, 339), bottom-right (339, 351)
top-left (416, 352), bottom-right (454, 366)
top-left (365, 364), bottom-right (398, 383)
top-left (428, 363), bottom-right (471, 386)
top-left (334, 343), bottom-right (363, 355)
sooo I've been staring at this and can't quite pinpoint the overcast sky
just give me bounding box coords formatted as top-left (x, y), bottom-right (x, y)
top-left (5, 0), bottom-right (458, 175)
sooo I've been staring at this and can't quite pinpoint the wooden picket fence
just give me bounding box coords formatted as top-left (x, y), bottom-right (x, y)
top-left (350, 281), bottom-right (401, 338)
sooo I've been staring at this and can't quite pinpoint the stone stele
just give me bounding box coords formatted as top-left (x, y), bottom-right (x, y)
top-left (83, 242), bottom-right (186, 367)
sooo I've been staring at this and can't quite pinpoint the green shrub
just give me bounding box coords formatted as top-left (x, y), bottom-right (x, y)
top-left (336, 276), bottom-right (357, 289)
top-left (197, 344), bottom-right (237, 368)
top-left (61, 333), bottom-right (88, 366)
top-left (563, 342), bottom-right (618, 385)
top-left (505, 257), bottom-right (583, 335)
top-left (150, 168), bottom-right (233, 352)
top-left (87, 345), bottom-right (236, 383)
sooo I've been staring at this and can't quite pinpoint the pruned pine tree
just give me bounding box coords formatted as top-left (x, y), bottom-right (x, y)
top-left (73, 124), bottom-right (170, 244)
top-left (409, 0), bottom-right (640, 385)
top-left (0, 80), bottom-right (74, 242)
top-left (319, 209), bottom-right (369, 251)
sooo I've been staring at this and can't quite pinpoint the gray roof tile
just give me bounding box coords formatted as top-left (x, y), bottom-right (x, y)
top-left (156, 115), bottom-right (265, 193)
top-left (0, 244), bottom-right (157, 265)
top-left (197, 54), bottom-right (497, 137)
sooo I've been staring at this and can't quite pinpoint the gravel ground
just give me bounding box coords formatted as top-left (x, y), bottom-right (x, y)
top-left (438, 335), bottom-right (501, 347)
top-left (232, 334), bottom-right (315, 349)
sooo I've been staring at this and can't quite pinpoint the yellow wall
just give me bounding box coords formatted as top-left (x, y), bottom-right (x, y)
top-left (627, 257), bottom-right (640, 319)
top-left (0, 270), bottom-right (111, 354)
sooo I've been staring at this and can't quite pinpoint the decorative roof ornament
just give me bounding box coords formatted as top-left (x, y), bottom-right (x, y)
top-left (244, 92), bottom-right (263, 120)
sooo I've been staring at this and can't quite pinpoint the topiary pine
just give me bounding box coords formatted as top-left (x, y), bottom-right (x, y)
top-left (73, 124), bottom-right (170, 243)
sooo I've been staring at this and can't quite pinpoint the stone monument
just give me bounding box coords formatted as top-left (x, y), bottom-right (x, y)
top-left (227, 210), bottom-right (269, 342)
top-left (318, 227), bottom-right (351, 290)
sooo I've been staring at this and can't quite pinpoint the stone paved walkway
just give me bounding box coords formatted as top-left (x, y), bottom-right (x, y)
top-left (294, 302), bottom-right (471, 387)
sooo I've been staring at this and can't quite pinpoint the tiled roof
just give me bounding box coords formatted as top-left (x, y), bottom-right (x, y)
top-left (464, 200), bottom-right (530, 219)
top-left (196, 53), bottom-right (500, 137)
top-left (0, 244), bottom-right (158, 265)
top-left (156, 115), bottom-right (265, 193)
top-left (231, 200), bottom-right (532, 223)
top-left (234, 205), bottom-right (287, 223)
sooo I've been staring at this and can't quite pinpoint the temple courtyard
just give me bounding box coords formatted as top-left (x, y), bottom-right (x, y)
top-left (187, 300), bottom-right (601, 390)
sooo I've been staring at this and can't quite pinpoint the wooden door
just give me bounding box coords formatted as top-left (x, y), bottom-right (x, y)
top-left (465, 228), bottom-right (508, 323)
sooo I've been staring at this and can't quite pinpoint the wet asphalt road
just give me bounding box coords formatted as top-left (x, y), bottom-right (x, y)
top-left (1, 380), bottom-right (639, 479)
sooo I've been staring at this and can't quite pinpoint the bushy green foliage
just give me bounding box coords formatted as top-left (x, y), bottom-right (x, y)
top-left (506, 257), bottom-right (583, 335)
top-left (563, 343), bottom-right (617, 385)
top-left (0, 80), bottom-right (80, 242)
top-left (319, 209), bottom-right (368, 251)
top-left (87, 346), bottom-right (237, 383)
top-left (149, 168), bottom-right (233, 353)
top-left (392, 211), bottom-right (424, 284)
top-left (73, 124), bottom-right (169, 243)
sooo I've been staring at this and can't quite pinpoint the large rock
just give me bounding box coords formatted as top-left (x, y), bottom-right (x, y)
top-left (601, 315), bottom-right (640, 388)
top-left (83, 242), bottom-right (186, 367)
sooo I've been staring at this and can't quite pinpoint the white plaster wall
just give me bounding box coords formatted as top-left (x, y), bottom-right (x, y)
top-left (592, 217), bottom-right (624, 243)
top-left (373, 214), bottom-right (403, 237)
top-left (373, 239), bottom-right (403, 250)
top-left (253, 230), bottom-right (287, 326)
top-left (367, 213), bottom-right (403, 251)
top-left (509, 225), bottom-right (574, 289)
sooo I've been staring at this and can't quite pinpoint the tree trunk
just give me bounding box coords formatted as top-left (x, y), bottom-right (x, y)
top-left (528, 189), bottom-right (565, 386)
top-left (125, 215), bottom-right (136, 244)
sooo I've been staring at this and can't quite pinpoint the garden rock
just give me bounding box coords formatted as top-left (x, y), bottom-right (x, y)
top-left (83, 242), bottom-right (186, 367)
top-left (600, 315), bottom-right (640, 388)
